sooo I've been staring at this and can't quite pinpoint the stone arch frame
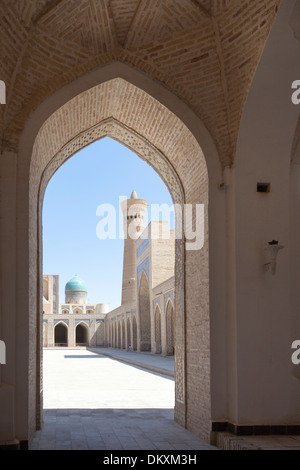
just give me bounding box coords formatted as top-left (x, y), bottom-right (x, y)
top-left (34, 96), bottom-right (203, 434)
top-left (34, 93), bottom-right (205, 433)
top-left (154, 305), bottom-right (162, 355)
top-left (54, 321), bottom-right (69, 346)
top-left (16, 61), bottom-right (227, 444)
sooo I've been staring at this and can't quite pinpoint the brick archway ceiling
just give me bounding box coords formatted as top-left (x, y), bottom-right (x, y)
top-left (1, 0), bottom-right (281, 167)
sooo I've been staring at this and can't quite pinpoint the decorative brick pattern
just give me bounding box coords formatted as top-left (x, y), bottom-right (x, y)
top-left (137, 257), bottom-right (150, 285)
top-left (53, 319), bottom-right (69, 327)
top-left (164, 290), bottom-right (175, 311)
top-left (137, 238), bottom-right (149, 257)
top-left (1, 0), bottom-right (280, 166)
top-left (0, 0), bottom-right (286, 446)
top-left (75, 319), bottom-right (90, 327)
top-left (153, 297), bottom-right (161, 310)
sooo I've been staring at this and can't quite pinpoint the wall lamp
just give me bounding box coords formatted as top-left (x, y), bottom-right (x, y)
top-left (263, 240), bottom-right (284, 275)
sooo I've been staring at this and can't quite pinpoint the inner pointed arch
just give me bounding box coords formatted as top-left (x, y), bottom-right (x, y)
top-left (39, 118), bottom-right (184, 207)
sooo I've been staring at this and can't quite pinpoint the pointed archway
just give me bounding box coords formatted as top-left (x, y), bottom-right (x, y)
top-left (19, 65), bottom-right (221, 444)
top-left (75, 323), bottom-right (88, 346)
top-left (54, 322), bottom-right (68, 347)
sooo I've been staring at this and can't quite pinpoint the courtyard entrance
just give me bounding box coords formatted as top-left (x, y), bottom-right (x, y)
top-left (30, 349), bottom-right (214, 450)
top-left (30, 73), bottom-right (210, 444)
top-left (54, 323), bottom-right (68, 347)
top-left (76, 324), bottom-right (88, 347)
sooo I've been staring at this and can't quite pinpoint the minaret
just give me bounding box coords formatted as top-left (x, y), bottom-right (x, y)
top-left (120, 190), bottom-right (147, 305)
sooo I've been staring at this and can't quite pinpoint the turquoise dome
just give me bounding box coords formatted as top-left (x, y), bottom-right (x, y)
top-left (65, 275), bottom-right (87, 292)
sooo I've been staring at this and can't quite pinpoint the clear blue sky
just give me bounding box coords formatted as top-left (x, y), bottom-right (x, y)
top-left (42, 137), bottom-right (173, 310)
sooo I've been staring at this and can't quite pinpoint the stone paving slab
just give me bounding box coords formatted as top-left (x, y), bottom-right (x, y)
top-left (30, 408), bottom-right (215, 451)
top-left (30, 349), bottom-right (215, 450)
top-left (31, 349), bottom-right (299, 451)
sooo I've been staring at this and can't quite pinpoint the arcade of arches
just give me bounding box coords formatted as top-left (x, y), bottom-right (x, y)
top-left (43, 211), bottom-right (176, 358)
top-left (1, 0), bottom-right (300, 450)
top-left (53, 321), bottom-right (90, 348)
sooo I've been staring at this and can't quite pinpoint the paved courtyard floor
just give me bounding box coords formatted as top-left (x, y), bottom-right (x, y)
top-left (30, 349), bottom-right (216, 450)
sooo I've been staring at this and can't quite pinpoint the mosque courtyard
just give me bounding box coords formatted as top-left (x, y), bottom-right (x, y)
top-left (30, 349), bottom-right (215, 450)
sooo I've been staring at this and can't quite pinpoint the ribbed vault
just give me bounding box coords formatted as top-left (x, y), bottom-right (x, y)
top-left (1, 0), bottom-right (281, 166)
